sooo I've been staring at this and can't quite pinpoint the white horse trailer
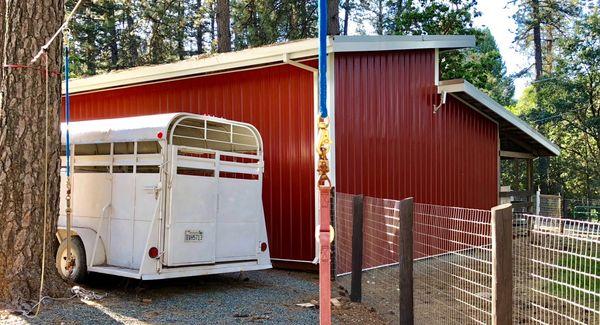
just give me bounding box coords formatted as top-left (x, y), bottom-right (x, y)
top-left (56, 113), bottom-right (271, 281)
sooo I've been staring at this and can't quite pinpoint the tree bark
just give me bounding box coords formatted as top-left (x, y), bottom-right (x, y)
top-left (176, 0), bottom-right (186, 60)
top-left (328, 0), bottom-right (340, 35)
top-left (195, 0), bottom-right (204, 54)
top-left (0, 0), bottom-right (67, 305)
top-left (532, 0), bottom-right (543, 80)
top-left (342, 0), bottom-right (350, 35)
top-left (106, 3), bottom-right (119, 69)
top-left (532, 0), bottom-right (548, 193)
top-left (216, 0), bottom-right (231, 53)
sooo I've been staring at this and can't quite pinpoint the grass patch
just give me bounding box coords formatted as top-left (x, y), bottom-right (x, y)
top-left (548, 253), bottom-right (599, 307)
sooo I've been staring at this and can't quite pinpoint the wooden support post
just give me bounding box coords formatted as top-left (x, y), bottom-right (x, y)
top-left (526, 159), bottom-right (533, 213)
top-left (491, 203), bottom-right (513, 325)
top-left (398, 198), bottom-right (414, 325)
top-left (350, 195), bottom-right (364, 302)
top-left (512, 159), bottom-right (520, 190)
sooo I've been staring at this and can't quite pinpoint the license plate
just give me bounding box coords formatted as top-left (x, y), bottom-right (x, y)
top-left (185, 230), bottom-right (203, 242)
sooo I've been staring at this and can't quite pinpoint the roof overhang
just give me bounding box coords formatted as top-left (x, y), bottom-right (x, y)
top-left (65, 35), bottom-right (475, 95)
top-left (438, 79), bottom-right (560, 157)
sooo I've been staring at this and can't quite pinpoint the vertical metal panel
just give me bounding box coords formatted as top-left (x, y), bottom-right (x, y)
top-left (66, 64), bottom-right (316, 262)
top-left (334, 50), bottom-right (498, 210)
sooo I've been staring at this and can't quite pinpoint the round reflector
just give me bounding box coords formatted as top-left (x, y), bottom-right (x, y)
top-left (157, 131), bottom-right (163, 139)
top-left (148, 247), bottom-right (159, 259)
top-left (260, 242), bottom-right (268, 252)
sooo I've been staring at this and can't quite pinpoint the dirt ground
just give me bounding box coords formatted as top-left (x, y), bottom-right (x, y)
top-left (0, 269), bottom-right (387, 325)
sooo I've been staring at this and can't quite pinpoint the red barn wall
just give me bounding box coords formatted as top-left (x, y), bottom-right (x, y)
top-left (67, 64), bottom-right (317, 262)
top-left (334, 50), bottom-right (498, 210)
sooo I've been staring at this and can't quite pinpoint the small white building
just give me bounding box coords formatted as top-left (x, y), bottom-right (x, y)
top-left (56, 113), bottom-right (271, 281)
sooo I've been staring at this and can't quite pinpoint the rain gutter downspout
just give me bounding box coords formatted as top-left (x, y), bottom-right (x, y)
top-left (282, 53), bottom-right (321, 264)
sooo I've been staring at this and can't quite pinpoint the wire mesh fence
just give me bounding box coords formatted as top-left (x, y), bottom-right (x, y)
top-left (512, 213), bottom-right (600, 324)
top-left (335, 193), bottom-right (496, 324)
top-left (334, 193), bottom-right (401, 324)
top-left (413, 203), bottom-right (493, 324)
top-left (536, 194), bottom-right (562, 218)
top-left (334, 192), bottom-right (600, 324)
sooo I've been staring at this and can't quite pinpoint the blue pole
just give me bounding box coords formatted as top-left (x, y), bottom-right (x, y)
top-left (318, 0), bottom-right (328, 118)
top-left (65, 45), bottom-right (71, 177)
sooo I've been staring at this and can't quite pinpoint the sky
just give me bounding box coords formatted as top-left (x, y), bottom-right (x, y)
top-left (474, 0), bottom-right (531, 100)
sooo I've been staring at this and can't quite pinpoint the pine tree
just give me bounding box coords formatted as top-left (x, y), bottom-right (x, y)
top-left (0, 0), bottom-right (68, 304)
top-left (216, 0), bottom-right (232, 52)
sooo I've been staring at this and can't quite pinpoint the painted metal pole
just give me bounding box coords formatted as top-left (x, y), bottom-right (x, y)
top-left (319, 187), bottom-right (332, 325)
top-left (317, 1), bottom-right (331, 324)
top-left (318, 0), bottom-right (328, 119)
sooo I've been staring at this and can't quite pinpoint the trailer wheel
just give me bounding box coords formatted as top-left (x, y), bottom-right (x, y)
top-left (55, 236), bottom-right (88, 283)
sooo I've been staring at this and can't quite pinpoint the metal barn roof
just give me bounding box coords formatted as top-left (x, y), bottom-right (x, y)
top-left (438, 79), bottom-right (560, 157)
top-left (64, 35), bottom-right (475, 94)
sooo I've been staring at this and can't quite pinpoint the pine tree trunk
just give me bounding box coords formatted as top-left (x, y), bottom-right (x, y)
top-left (532, 0), bottom-right (543, 80)
top-left (531, 0), bottom-right (548, 193)
top-left (328, 0), bottom-right (340, 35)
top-left (195, 0), bottom-right (204, 54)
top-left (106, 4), bottom-right (119, 70)
top-left (124, 5), bottom-right (139, 67)
top-left (216, 0), bottom-right (231, 52)
top-left (0, 0), bottom-right (67, 305)
top-left (342, 0), bottom-right (350, 35)
top-left (176, 0), bottom-right (186, 60)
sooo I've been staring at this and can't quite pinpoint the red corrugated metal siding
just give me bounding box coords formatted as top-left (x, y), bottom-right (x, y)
top-left (67, 64), bottom-right (316, 262)
top-left (334, 50), bottom-right (498, 210)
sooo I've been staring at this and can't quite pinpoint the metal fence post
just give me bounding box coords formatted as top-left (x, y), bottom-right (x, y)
top-left (398, 198), bottom-right (414, 325)
top-left (491, 203), bottom-right (513, 325)
top-left (350, 195), bottom-right (364, 302)
top-left (535, 188), bottom-right (541, 215)
top-left (318, 187), bottom-right (332, 325)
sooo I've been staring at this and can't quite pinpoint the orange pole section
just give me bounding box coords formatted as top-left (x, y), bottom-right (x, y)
top-left (319, 186), bottom-right (332, 325)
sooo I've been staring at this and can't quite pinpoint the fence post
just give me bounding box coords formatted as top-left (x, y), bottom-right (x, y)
top-left (398, 198), bottom-right (414, 325)
top-left (491, 203), bottom-right (513, 325)
top-left (350, 195), bottom-right (364, 302)
top-left (535, 187), bottom-right (541, 215)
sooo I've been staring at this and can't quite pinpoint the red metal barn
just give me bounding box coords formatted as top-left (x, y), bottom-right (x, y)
top-left (63, 36), bottom-right (559, 265)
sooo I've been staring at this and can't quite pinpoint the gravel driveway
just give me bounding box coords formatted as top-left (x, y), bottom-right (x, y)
top-left (1, 270), bottom-right (321, 324)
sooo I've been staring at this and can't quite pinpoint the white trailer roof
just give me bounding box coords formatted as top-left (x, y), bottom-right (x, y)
top-left (61, 113), bottom-right (255, 145)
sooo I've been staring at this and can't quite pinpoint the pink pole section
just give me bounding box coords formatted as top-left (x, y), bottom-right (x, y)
top-left (319, 187), bottom-right (332, 325)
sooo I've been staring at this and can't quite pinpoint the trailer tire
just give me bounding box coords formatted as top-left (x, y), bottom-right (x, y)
top-left (55, 236), bottom-right (88, 283)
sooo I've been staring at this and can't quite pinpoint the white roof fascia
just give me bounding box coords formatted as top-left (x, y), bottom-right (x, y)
top-left (438, 80), bottom-right (560, 156)
top-left (332, 35), bottom-right (475, 52)
top-left (66, 39), bottom-right (327, 94)
top-left (65, 35), bottom-right (475, 95)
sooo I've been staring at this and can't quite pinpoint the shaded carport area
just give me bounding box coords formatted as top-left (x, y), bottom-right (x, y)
top-left (438, 79), bottom-right (560, 212)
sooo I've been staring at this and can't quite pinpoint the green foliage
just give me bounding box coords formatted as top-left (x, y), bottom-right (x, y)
top-left (442, 28), bottom-right (515, 106)
top-left (388, 0), bottom-right (479, 35)
top-left (509, 8), bottom-right (600, 199)
top-left (383, 0), bottom-right (515, 106)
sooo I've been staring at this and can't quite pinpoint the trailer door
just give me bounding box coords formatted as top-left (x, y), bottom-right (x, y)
top-left (164, 146), bottom-right (217, 266)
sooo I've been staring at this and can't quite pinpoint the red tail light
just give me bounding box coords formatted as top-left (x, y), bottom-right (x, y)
top-left (260, 242), bottom-right (268, 252)
top-left (149, 247), bottom-right (159, 258)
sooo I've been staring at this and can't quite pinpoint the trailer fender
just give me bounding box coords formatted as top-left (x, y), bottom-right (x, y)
top-left (56, 227), bottom-right (106, 266)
